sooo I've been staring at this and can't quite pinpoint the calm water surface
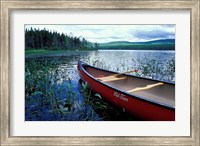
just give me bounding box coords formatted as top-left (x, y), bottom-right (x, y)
top-left (57, 50), bottom-right (175, 83)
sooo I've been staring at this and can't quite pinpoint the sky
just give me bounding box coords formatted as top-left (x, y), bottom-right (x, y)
top-left (25, 25), bottom-right (175, 43)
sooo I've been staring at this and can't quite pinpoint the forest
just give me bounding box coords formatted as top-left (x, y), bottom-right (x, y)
top-left (25, 28), bottom-right (99, 50)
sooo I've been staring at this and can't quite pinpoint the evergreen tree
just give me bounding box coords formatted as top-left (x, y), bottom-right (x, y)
top-left (25, 27), bottom-right (97, 51)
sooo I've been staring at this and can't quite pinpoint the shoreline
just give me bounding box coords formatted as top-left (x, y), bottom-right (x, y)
top-left (25, 49), bottom-right (175, 59)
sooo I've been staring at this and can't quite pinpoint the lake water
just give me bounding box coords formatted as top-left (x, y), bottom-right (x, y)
top-left (56, 50), bottom-right (175, 83)
top-left (25, 50), bottom-right (175, 121)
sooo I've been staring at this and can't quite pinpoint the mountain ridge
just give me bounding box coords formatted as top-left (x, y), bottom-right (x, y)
top-left (100, 39), bottom-right (175, 45)
top-left (98, 39), bottom-right (175, 50)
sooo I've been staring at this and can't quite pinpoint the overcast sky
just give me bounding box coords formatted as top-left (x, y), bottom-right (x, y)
top-left (25, 25), bottom-right (175, 43)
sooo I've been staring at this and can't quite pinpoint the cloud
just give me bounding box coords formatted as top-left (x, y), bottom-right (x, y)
top-left (25, 25), bottom-right (175, 43)
top-left (133, 29), bottom-right (175, 41)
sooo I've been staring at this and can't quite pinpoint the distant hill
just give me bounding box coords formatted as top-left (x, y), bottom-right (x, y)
top-left (142, 39), bottom-right (175, 44)
top-left (99, 39), bottom-right (175, 50)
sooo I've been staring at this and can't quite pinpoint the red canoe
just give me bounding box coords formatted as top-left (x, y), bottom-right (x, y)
top-left (78, 61), bottom-right (175, 121)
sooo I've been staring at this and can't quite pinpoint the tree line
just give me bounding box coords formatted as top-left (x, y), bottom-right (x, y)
top-left (99, 44), bottom-right (175, 50)
top-left (25, 28), bottom-right (99, 50)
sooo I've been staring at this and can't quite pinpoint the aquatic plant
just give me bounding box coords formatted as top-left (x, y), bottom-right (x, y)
top-left (25, 58), bottom-right (103, 121)
top-left (89, 57), bottom-right (175, 83)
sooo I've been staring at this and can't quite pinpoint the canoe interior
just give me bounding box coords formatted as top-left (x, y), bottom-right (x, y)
top-left (84, 66), bottom-right (175, 108)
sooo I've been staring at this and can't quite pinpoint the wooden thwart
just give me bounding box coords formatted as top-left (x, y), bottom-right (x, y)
top-left (97, 76), bottom-right (127, 82)
top-left (127, 82), bottom-right (164, 93)
top-left (108, 70), bottom-right (137, 77)
top-left (97, 70), bottom-right (137, 82)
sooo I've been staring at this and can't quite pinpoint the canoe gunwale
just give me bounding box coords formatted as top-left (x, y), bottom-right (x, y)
top-left (78, 61), bottom-right (175, 110)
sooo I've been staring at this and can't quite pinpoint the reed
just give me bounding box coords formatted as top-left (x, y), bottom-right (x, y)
top-left (90, 58), bottom-right (175, 83)
top-left (25, 58), bottom-right (102, 121)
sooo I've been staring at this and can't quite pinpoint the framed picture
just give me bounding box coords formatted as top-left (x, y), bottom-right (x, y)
top-left (1, 0), bottom-right (199, 145)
